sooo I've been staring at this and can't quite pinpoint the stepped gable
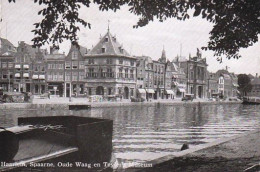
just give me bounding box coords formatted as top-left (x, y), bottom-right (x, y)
top-left (88, 30), bottom-right (130, 56)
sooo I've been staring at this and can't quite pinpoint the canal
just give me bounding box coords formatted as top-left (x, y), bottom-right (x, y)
top-left (0, 104), bottom-right (259, 163)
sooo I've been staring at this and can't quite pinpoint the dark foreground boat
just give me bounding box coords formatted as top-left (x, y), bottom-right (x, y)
top-left (242, 97), bottom-right (260, 105)
top-left (0, 116), bottom-right (113, 172)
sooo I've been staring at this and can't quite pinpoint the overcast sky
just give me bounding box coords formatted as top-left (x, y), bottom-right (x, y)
top-left (1, 1), bottom-right (259, 75)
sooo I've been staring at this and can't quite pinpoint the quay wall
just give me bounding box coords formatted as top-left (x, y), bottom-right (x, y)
top-left (0, 101), bottom-right (242, 110)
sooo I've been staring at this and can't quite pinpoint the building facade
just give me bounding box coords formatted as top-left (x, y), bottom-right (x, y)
top-left (175, 50), bottom-right (208, 98)
top-left (247, 74), bottom-right (260, 97)
top-left (65, 45), bottom-right (87, 97)
top-left (31, 49), bottom-right (47, 95)
top-left (0, 55), bottom-right (15, 91)
top-left (216, 69), bottom-right (238, 98)
top-left (84, 30), bottom-right (136, 99)
top-left (13, 41), bottom-right (39, 92)
top-left (46, 50), bottom-right (65, 97)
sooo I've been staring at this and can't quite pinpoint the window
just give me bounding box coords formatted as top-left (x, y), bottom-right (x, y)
top-left (130, 70), bottom-right (134, 79)
top-left (42, 66), bottom-right (45, 71)
top-left (130, 60), bottom-right (134, 66)
top-left (8, 63), bottom-right (13, 68)
top-left (190, 72), bottom-right (194, 80)
top-left (65, 72), bottom-right (71, 81)
top-left (105, 36), bottom-right (109, 42)
top-left (119, 68), bottom-right (123, 78)
top-left (2, 62), bottom-right (7, 68)
top-left (58, 72), bottom-right (63, 80)
top-left (79, 61), bottom-right (85, 69)
top-left (88, 68), bottom-right (95, 77)
top-left (107, 58), bottom-right (113, 64)
top-left (88, 59), bottom-right (94, 64)
top-left (72, 61), bottom-right (78, 69)
top-left (48, 64), bottom-right (52, 69)
top-left (101, 48), bottom-right (106, 53)
top-left (108, 88), bottom-right (112, 95)
top-left (3, 74), bottom-right (7, 79)
top-left (107, 68), bottom-right (113, 78)
top-left (125, 69), bottom-right (128, 78)
top-left (119, 59), bottom-right (123, 65)
top-left (79, 72), bottom-right (85, 80)
top-left (53, 73), bottom-right (58, 80)
top-left (72, 51), bottom-right (78, 59)
top-left (65, 61), bottom-right (71, 69)
top-left (119, 47), bottom-right (124, 53)
top-left (72, 72), bottom-right (78, 81)
top-left (48, 74), bottom-right (53, 80)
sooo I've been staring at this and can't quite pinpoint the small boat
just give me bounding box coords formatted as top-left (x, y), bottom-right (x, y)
top-left (242, 96), bottom-right (260, 105)
top-left (69, 104), bottom-right (91, 110)
top-left (0, 116), bottom-right (113, 171)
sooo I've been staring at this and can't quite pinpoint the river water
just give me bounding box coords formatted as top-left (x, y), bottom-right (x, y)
top-left (0, 104), bottom-right (259, 163)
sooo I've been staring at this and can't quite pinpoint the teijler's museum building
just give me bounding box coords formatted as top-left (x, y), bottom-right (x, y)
top-left (84, 29), bottom-right (137, 99)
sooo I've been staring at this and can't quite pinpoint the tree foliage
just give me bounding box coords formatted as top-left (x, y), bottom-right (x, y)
top-left (238, 74), bottom-right (252, 96)
top-left (8, 0), bottom-right (260, 60)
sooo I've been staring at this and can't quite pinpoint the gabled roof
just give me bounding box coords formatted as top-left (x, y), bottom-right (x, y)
top-left (79, 45), bottom-right (88, 56)
top-left (251, 77), bottom-right (260, 85)
top-left (45, 54), bottom-right (65, 60)
top-left (0, 37), bottom-right (16, 55)
top-left (88, 30), bottom-right (130, 56)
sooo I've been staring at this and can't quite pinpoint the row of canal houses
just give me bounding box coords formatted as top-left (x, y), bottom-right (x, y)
top-left (0, 29), bottom-right (239, 99)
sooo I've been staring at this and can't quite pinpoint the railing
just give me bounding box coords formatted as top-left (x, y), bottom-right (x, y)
top-left (86, 72), bottom-right (115, 78)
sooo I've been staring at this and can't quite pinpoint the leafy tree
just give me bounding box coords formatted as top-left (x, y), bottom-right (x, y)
top-left (238, 74), bottom-right (252, 96)
top-left (8, 0), bottom-right (260, 60)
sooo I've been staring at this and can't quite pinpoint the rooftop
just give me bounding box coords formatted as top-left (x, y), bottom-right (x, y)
top-left (87, 30), bottom-right (131, 57)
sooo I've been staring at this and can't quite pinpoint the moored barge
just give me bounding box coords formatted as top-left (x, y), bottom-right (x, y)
top-left (0, 116), bottom-right (113, 171)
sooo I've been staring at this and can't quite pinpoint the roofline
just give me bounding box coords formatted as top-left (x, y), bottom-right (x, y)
top-left (84, 54), bottom-right (136, 59)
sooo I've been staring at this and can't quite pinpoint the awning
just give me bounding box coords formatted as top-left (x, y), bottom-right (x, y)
top-left (137, 89), bottom-right (146, 94)
top-left (15, 64), bottom-right (21, 69)
top-left (146, 89), bottom-right (155, 94)
top-left (178, 88), bottom-right (186, 93)
top-left (39, 75), bottom-right (45, 79)
top-left (23, 73), bottom-right (29, 78)
top-left (15, 73), bottom-right (20, 77)
top-left (23, 64), bottom-right (29, 69)
top-left (233, 83), bottom-right (239, 87)
top-left (32, 75), bottom-right (39, 79)
top-left (165, 90), bottom-right (174, 94)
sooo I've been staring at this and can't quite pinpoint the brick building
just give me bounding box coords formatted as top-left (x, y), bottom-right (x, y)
top-left (65, 45), bottom-right (87, 97)
top-left (45, 49), bottom-right (65, 97)
top-left (175, 50), bottom-right (208, 98)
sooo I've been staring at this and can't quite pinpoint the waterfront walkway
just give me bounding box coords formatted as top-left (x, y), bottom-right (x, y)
top-left (128, 129), bottom-right (260, 172)
top-left (31, 96), bottom-right (225, 104)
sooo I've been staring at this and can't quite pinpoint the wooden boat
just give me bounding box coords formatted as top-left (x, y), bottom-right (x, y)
top-left (242, 96), bottom-right (260, 105)
top-left (0, 116), bottom-right (113, 171)
top-left (69, 104), bottom-right (91, 110)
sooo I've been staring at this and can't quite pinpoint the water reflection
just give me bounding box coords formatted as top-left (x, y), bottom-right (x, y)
top-left (0, 104), bottom-right (259, 162)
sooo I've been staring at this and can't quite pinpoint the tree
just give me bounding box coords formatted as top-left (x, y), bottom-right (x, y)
top-left (238, 74), bottom-right (252, 96)
top-left (8, 0), bottom-right (260, 61)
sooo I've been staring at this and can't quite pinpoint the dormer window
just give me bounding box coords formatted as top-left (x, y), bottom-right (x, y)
top-left (101, 48), bottom-right (106, 53)
top-left (105, 36), bottom-right (109, 42)
top-left (119, 47), bottom-right (124, 53)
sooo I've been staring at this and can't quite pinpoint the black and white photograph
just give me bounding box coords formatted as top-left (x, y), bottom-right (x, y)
top-left (0, 0), bottom-right (260, 171)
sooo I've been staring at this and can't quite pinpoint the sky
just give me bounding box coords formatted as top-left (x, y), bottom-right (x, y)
top-left (1, 1), bottom-right (259, 75)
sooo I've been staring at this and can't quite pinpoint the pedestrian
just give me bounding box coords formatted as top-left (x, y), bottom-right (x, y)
top-left (48, 91), bottom-right (51, 99)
